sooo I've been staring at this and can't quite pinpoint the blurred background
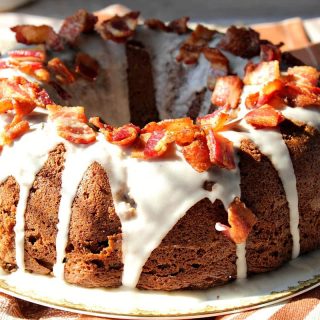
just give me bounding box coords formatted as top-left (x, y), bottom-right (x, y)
top-left (9, 0), bottom-right (320, 25)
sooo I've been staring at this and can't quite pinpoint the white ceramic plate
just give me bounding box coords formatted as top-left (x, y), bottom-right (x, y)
top-left (1, 249), bottom-right (320, 319)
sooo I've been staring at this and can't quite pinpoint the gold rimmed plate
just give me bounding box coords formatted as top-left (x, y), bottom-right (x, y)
top-left (1, 249), bottom-right (320, 319)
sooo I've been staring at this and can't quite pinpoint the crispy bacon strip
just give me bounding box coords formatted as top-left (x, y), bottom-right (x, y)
top-left (216, 198), bottom-right (257, 244)
top-left (206, 130), bottom-right (235, 169)
top-left (11, 25), bottom-right (63, 51)
top-left (197, 110), bottom-right (230, 133)
top-left (0, 120), bottom-right (30, 147)
top-left (98, 11), bottom-right (140, 43)
top-left (211, 76), bottom-right (243, 109)
top-left (182, 135), bottom-right (211, 172)
top-left (106, 123), bottom-right (140, 146)
top-left (245, 104), bottom-right (284, 128)
top-left (47, 105), bottom-right (96, 144)
top-left (244, 61), bottom-right (280, 85)
top-left (59, 9), bottom-right (98, 44)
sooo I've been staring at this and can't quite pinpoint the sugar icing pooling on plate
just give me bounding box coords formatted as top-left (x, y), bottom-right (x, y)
top-left (0, 8), bottom-right (320, 294)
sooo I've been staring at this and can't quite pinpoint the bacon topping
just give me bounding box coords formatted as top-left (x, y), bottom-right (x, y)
top-left (75, 52), bottom-right (99, 81)
top-left (182, 135), bottom-right (212, 172)
top-left (288, 66), bottom-right (319, 87)
top-left (98, 11), bottom-right (140, 43)
top-left (176, 24), bottom-right (216, 64)
top-left (197, 110), bottom-right (230, 133)
top-left (8, 49), bottom-right (46, 62)
top-left (260, 42), bottom-right (282, 62)
top-left (218, 26), bottom-right (260, 58)
top-left (245, 104), bottom-right (284, 128)
top-left (167, 17), bottom-right (190, 34)
top-left (206, 130), bottom-right (235, 170)
top-left (144, 19), bottom-right (168, 31)
top-left (106, 123), bottom-right (140, 146)
top-left (211, 76), bottom-right (243, 109)
top-left (48, 57), bottom-right (75, 84)
top-left (59, 9), bottom-right (98, 44)
top-left (11, 25), bottom-right (63, 51)
top-left (244, 61), bottom-right (280, 85)
top-left (47, 105), bottom-right (96, 144)
top-left (216, 198), bottom-right (257, 244)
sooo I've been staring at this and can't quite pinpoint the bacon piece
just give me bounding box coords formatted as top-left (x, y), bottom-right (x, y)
top-left (197, 110), bottom-right (229, 133)
top-left (245, 104), bottom-right (284, 128)
top-left (216, 198), bottom-right (257, 244)
top-left (11, 25), bottom-right (63, 51)
top-left (59, 9), bottom-right (98, 44)
top-left (47, 105), bottom-right (96, 144)
top-left (244, 60), bottom-right (280, 85)
top-left (211, 76), bottom-right (243, 109)
top-left (203, 47), bottom-right (230, 90)
top-left (89, 116), bottom-right (113, 132)
top-left (282, 84), bottom-right (320, 107)
top-left (75, 52), bottom-right (99, 81)
top-left (245, 92), bottom-right (259, 109)
top-left (182, 135), bottom-right (212, 172)
top-left (0, 60), bottom-right (14, 69)
top-left (167, 17), bottom-right (190, 34)
top-left (218, 26), bottom-right (260, 58)
top-left (176, 44), bottom-right (202, 65)
top-left (0, 120), bottom-right (30, 147)
top-left (287, 66), bottom-right (319, 87)
top-left (260, 42), bottom-right (282, 62)
top-left (48, 58), bottom-right (75, 84)
top-left (144, 130), bottom-right (169, 159)
top-left (258, 79), bottom-right (284, 106)
top-left (106, 123), bottom-right (140, 146)
top-left (8, 49), bottom-right (46, 62)
top-left (99, 11), bottom-right (140, 43)
top-left (176, 24), bottom-right (215, 64)
top-left (206, 130), bottom-right (235, 169)
top-left (144, 19), bottom-right (168, 31)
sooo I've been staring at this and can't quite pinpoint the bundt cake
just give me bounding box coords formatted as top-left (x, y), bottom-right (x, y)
top-left (0, 9), bottom-right (319, 292)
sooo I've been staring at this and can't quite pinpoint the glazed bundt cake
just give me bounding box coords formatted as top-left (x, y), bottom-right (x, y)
top-left (0, 9), bottom-right (319, 292)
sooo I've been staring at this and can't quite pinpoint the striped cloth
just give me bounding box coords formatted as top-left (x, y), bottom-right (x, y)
top-left (0, 6), bottom-right (320, 320)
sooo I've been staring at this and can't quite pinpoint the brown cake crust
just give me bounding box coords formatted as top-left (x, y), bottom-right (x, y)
top-left (280, 120), bottom-right (320, 254)
top-left (239, 139), bottom-right (292, 274)
top-left (64, 162), bottom-right (122, 288)
top-left (0, 177), bottom-right (19, 271)
top-left (24, 144), bottom-right (66, 275)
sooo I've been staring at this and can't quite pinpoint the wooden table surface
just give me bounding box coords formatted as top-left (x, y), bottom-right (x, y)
top-left (12, 0), bottom-right (320, 25)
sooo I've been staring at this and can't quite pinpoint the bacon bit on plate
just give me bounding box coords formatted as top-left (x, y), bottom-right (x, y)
top-left (287, 66), bottom-right (319, 87)
top-left (59, 9), bottom-right (98, 44)
top-left (211, 75), bottom-right (243, 109)
top-left (167, 16), bottom-right (190, 34)
top-left (182, 135), bottom-right (212, 172)
top-left (218, 26), bottom-right (260, 58)
top-left (98, 11), bottom-right (140, 43)
top-left (197, 110), bottom-right (230, 133)
top-left (11, 25), bottom-right (63, 51)
top-left (144, 18), bottom-right (168, 31)
top-left (8, 49), bottom-right (46, 62)
top-left (244, 60), bottom-right (280, 85)
top-left (203, 47), bottom-right (229, 90)
top-left (47, 105), bottom-right (96, 144)
top-left (216, 197), bottom-right (257, 244)
top-left (245, 104), bottom-right (284, 128)
top-left (75, 52), bottom-right (99, 81)
top-left (260, 42), bottom-right (282, 62)
top-left (48, 57), bottom-right (75, 84)
top-left (206, 130), bottom-right (235, 169)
